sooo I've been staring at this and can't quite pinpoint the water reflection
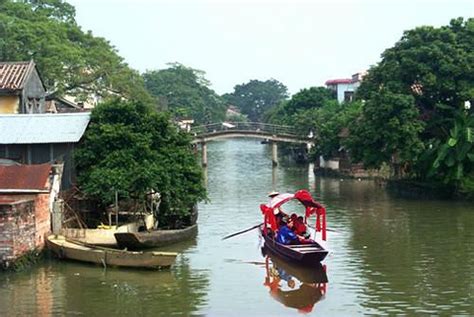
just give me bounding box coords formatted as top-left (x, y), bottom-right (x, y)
top-left (0, 239), bottom-right (210, 316)
top-left (261, 247), bottom-right (328, 314)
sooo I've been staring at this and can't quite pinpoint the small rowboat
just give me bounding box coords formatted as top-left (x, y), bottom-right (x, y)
top-left (259, 189), bottom-right (329, 265)
top-left (261, 228), bottom-right (328, 264)
top-left (114, 224), bottom-right (198, 250)
top-left (46, 235), bottom-right (177, 269)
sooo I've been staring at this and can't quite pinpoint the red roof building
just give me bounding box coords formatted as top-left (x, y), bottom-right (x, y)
top-left (0, 60), bottom-right (47, 114)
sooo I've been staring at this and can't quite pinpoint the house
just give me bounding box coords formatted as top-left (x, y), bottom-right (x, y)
top-left (0, 163), bottom-right (61, 268)
top-left (177, 118), bottom-right (194, 132)
top-left (325, 71), bottom-right (367, 103)
top-left (0, 61), bottom-right (47, 114)
top-left (45, 95), bottom-right (90, 113)
top-left (0, 113), bottom-right (91, 189)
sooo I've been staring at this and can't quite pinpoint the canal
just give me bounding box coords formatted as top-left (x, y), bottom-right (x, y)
top-left (1, 139), bottom-right (473, 316)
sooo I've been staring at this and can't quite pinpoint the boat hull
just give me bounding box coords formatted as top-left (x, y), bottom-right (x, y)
top-left (60, 222), bottom-right (140, 247)
top-left (46, 235), bottom-right (177, 269)
top-left (261, 228), bottom-right (328, 265)
top-left (114, 224), bottom-right (198, 250)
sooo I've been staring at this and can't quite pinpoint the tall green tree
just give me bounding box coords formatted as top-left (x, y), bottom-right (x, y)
top-left (346, 91), bottom-right (425, 177)
top-left (0, 0), bottom-right (153, 106)
top-left (264, 86), bottom-right (344, 161)
top-left (224, 79), bottom-right (288, 122)
top-left (265, 86), bottom-right (338, 132)
top-left (352, 17), bottom-right (474, 182)
top-left (75, 99), bottom-right (206, 228)
top-left (284, 87), bottom-right (335, 116)
top-left (143, 63), bottom-right (226, 124)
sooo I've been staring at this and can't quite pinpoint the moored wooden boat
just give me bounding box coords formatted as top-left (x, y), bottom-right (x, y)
top-left (114, 224), bottom-right (198, 250)
top-left (261, 227), bottom-right (328, 265)
top-left (60, 222), bottom-right (141, 247)
top-left (46, 235), bottom-right (177, 269)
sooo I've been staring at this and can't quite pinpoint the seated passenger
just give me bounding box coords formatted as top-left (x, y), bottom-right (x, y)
top-left (276, 217), bottom-right (299, 245)
top-left (294, 216), bottom-right (311, 239)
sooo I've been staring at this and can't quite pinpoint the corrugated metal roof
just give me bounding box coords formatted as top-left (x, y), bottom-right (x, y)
top-left (0, 163), bottom-right (51, 190)
top-left (0, 61), bottom-right (33, 91)
top-left (0, 113), bottom-right (91, 144)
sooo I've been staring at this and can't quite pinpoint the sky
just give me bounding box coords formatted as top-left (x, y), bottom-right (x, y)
top-left (68, 0), bottom-right (473, 95)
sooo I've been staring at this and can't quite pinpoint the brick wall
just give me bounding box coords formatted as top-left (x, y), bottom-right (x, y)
top-left (0, 193), bottom-right (51, 248)
top-left (0, 200), bottom-right (36, 266)
top-left (34, 194), bottom-right (50, 247)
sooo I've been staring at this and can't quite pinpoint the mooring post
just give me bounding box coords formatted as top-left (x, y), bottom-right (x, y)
top-left (52, 199), bottom-right (64, 235)
top-left (201, 142), bottom-right (208, 167)
top-left (271, 141), bottom-right (278, 166)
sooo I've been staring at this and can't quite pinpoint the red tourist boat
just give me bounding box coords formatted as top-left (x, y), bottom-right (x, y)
top-left (259, 190), bottom-right (329, 265)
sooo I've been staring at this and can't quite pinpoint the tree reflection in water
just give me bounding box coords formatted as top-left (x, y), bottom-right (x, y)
top-left (262, 247), bottom-right (328, 314)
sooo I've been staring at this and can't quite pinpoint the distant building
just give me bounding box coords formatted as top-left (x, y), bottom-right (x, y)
top-left (0, 61), bottom-right (47, 114)
top-left (0, 113), bottom-right (91, 189)
top-left (45, 96), bottom-right (90, 113)
top-left (177, 119), bottom-right (194, 132)
top-left (0, 163), bottom-right (61, 268)
top-left (325, 71), bottom-right (367, 103)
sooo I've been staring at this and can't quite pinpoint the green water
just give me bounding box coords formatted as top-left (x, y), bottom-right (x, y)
top-left (1, 139), bottom-right (473, 316)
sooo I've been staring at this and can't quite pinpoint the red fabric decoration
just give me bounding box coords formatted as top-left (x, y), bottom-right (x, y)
top-left (260, 204), bottom-right (277, 233)
top-left (261, 189), bottom-right (327, 240)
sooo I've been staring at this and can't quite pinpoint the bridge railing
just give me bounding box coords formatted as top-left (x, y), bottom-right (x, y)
top-left (190, 122), bottom-right (297, 136)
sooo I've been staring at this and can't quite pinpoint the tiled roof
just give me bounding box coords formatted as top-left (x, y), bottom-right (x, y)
top-left (0, 61), bottom-right (35, 91)
top-left (325, 79), bottom-right (352, 85)
top-left (0, 113), bottom-right (91, 144)
top-left (0, 163), bottom-right (51, 191)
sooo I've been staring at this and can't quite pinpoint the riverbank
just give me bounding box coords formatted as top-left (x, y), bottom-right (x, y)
top-left (1, 249), bottom-right (44, 272)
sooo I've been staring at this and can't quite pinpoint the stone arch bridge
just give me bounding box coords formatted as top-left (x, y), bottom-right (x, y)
top-left (190, 122), bottom-right (314, 166)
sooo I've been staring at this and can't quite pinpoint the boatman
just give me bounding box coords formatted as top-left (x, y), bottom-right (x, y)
top-left (268, 191), bottom-right (287, 228)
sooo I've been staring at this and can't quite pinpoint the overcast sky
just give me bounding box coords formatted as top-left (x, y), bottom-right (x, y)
top-left (68, 0), bottom-right (473, 95)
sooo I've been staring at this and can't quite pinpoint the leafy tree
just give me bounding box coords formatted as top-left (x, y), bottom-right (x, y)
top-left (284, 87), bottom-right (335, 116)
top-left (75, 99), bottom-right (206, 228)
top-left (143, 63), bottom-right (226, 124)
top-left (224, 79), bottom-right (288, 122)
top-left (346, 90), bottom-right (425, 177)
top-left (0, 0), bottom-right (153, 106)
top-left (265, 86), bottom-right (338, 133)
top-left (353, 18), bottom-right (474, 182)
top-left (312, 101), bottom-right (362, 160)
top-left (264, 86), bottom-right (343, 161)
top-left (430, 109), bottom-right (474, 186)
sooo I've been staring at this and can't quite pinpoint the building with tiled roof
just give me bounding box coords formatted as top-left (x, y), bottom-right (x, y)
top-left (0, 60), bottom-right (47, 114)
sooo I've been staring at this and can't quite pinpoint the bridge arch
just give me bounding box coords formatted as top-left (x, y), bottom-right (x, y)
top-left (190, 122), bottom-right (314, 166)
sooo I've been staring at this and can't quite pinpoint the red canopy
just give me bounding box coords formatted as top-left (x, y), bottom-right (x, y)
top-left (261, 190), bottom-right (327, 241)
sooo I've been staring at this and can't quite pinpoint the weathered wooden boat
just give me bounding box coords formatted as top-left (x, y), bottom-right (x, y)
top-left (46, 235), bottom-right (177, 269)
top-left (60, 222), bottom-right (141, 248)
top-left (114, 224), bottom-right (198, 250)
top-left (259, 190), bottom-right (329, 265)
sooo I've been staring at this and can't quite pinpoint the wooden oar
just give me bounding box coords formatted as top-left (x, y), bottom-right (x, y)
top-left (222, 223), bottom-right (263, 240)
